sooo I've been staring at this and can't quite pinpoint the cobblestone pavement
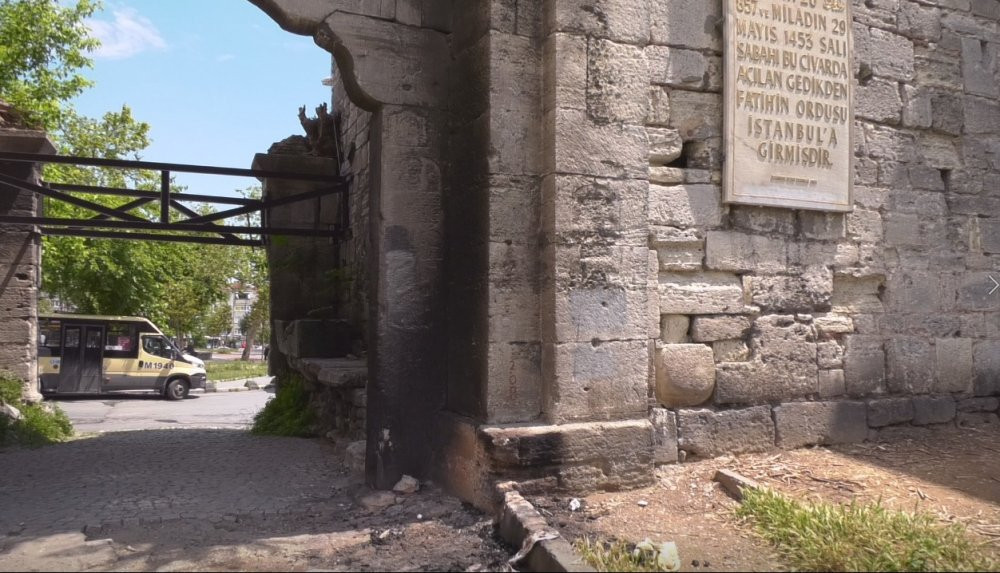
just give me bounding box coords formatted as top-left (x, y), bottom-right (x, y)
top-left (0, 431), bottom-right (512, 571)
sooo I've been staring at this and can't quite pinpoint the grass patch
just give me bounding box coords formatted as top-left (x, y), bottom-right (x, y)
top-left (250, 373), bottom-right (315, 437)
top-left (737, 487), bottom-right (996, 572)
top-left (0, 372), bottom-right (73, 448)
top-left (574, 538), bottom-right (680, 572)
top-left (205, 360), bottom-right (268, 382)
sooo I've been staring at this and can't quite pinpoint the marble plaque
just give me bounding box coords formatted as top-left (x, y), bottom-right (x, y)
top-left (724, 0), bottom-right (854, 212)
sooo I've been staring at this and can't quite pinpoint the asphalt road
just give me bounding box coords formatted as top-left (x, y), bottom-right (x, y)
top-left (52, 390), bottom-right (271, 433)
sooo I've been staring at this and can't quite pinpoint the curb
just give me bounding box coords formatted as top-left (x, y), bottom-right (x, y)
top-left (495, 482), bottom-right (595, 573)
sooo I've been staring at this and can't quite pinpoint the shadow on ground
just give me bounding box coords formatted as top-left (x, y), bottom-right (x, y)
top-left (0, 429), bottom-right (512, 572)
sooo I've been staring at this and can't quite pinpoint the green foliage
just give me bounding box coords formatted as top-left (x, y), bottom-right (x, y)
top-left (205, 360), bottom-right (268, 382)
top-left (0, 0), bottom-right (99, 129)
top-left (250, 374), bottom-right (315, 437)
top-left (736, 487), bottom-right (996, 572)
top-left (0, 372), bottom-right (73, 448)
top-left (0, 373), bottom-right (22, 405)
top-left (574, 538), bottom-right (670, 573)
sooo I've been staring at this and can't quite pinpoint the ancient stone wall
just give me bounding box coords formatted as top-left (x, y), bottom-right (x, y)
top-left (0, 121), bottom-right (54, 403)
top-left (647, 0), bottom-right (1000, 459)
top-left (252, 0), bottom-right (1000, 509)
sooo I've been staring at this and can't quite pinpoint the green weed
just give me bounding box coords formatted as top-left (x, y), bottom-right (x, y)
top-left (205, 360), bottom-right (268, 382)
top-left (250, 373), bottom-right (315, 437)
top-left (736, 487), bottom-right (996, 572)
top-left (0, 371), bottom-right (73, 448)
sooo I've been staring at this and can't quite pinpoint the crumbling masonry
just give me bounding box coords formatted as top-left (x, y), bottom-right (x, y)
top-left (249, 0), bottom-right (1000, 510)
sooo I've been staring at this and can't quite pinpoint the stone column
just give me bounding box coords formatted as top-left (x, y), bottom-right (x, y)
top-left (254, 152), bottom-right (340, 378)
top-left (0, 128), bottom-right (56, 403)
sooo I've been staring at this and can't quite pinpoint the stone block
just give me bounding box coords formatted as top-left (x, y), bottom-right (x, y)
top-left (486, 342), bottom-right (542, 424)
top-left (713, 339), bottom-right (749, 362)
top-left (832, 276), bottom-right (885, 314)
top-left (677, 406), bottom-right (775, 459)
top-left (730, 206), bottom-right (797, 235)
top-left (548, 108), bottom-right (648, 179)
top-left (659, 272), bottom-right (746, 315)
top-left (648, 184), bottom-right (722, 229)
top-left (276, 320), bottom-right (358, 359)
top-left (647, 85), bottom-right (670, 126)
top-left (650, 0), bottom-right (721, 51)
top-left (856, 26), bottom-right (915, 81)
top-left (899, 1), bottom-right (942, 41)
top-left (544, 340), bottom-right (650, 423)
top-left (748, 267), bottom-right (834, 313)
top-left (646, 45), bottom-right (708, 88)
top-left (974, 341), bottom-right (1000, 396)
top-left (867, 398), bottom-right (914, 427)
top-left (668, 90), bottom-right (722, 140)
top-left (715, 316), bottom-right (818, 404)
top-left (654, 239), bottom-right (704, 271)
top-left (691, 316), bottom-right (751, 342)
top-left (961, 37), bottom-right (999, 98)
top-left (650, 408), bottom-right (679, 465)
top-left (856, 77), bottom-right (902, 124)
top-left (817, 341), bottom-right (844, 369)
top-left (935, 338), bottom-right (973, 393)
top-left (818, 370), bottom-right (847, 398)
top-left (549, 0), bottom-right (651, 44)
top-left (650, 166), bottom-right (684, 184)
top-left (844, 335), bottom-right (885, 397)
top-left (964, 96), bottom-right (1000, 135)
top-left (813, 315), bottom-right (855, 337)
top-left (957, 412), bottom-right (1000, 428)
top-left (912, 395), bottom-right (957, 426)
top-left (704, 231), bottom-right (787, 273)
top-left (647, 127), bottom-right (683, 165)
top-left (886, 337), bottom-right (934, 394)
top-left (587, 38), bottom-right (649, 124)
top-left (551, 285), bottom-right (652, 342)
top-left (957, 397), bottom-right (999, 412)
top-left (655, 343), bottom-right (715, 408)
top-left (546, 175), bottom-right (648, 246)
top-left (544, 33), bottom-right (587, 111)
top-left (660, 315), bottom-right (690, 344)
top-left (774, 401), bottom-right (869, 449)
top-left (800, 212), bottom-right (846, 240)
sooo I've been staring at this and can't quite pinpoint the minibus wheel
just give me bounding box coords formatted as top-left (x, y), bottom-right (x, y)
top-left (164, 378), bottom-right (190, 401)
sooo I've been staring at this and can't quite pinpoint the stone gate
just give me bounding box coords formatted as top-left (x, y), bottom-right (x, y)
top-left (253, 0), bottom-right (1000, 510)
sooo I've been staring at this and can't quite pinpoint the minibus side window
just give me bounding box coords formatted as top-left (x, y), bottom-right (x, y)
top-left (38, 319), bottom-right (62, 357)
top-left (104, 322), bottom-right (138, 358)
top-left (142, 336), bottom-right (174, 360)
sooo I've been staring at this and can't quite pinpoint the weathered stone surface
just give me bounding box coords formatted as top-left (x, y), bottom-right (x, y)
top-left (691, 316), bottom-right (751, 343)
top-left (647, 127), bottom-right (683, 165)
top-left (832, 276), bottom-right (885, 314)
top-left (705, 231), bottom-right (787, 273)
top-left (677, 407), bottom-right (775, 459)
top-left (856, 77), bottom-right (902, 124)
top-left (650, 0), bottom-right (721, 51)
top-left (550, 0), bottom-right (651, 44)
top-left (818, 370), bottom-right (847, 398)
top-left (886, 337), bottom-right (934, 394)
top-left (748, 267), bottom-right (834, 313)
top-left (650, 408), bottom-right (678, 465)
top-left (549, 109), bottom-right (648, 179)
top-left (713, 339), bottom-right (749, 363)
top-left (648, 184), bottom-right (722, 229)
top-left (844, 336), bottom-right (886, 397)
top-left (715, 317), bottom-right (818, 405)
top-left (957, 412), bottom-right (1000, 428)
top-left (773, 401), bottom-right (869, 448)
top-left (974, 341), bottom-right (1000, 396)
top-left (660, 315), bottom-right (690, 344)
top-left (659, 272), bottom-right (746, 315)
top-left (587, 39), bottom-right (648, 124)
top-left (912, 395), bottom-right (957, 426)
top-left (545, 341), bottom-right (650, 423)
top-left (655, 344), bottom-right (716, 408)
top-left (957, 397), bottom-right (999, 412)
top-left (868, 398), bottom-right (915, 427)
top-left (935, 338), bottom-right (974, 393)
top-left (817, 341), bottom-right (844, 369)
top-left (646, 46), bottom-right (708, 88)
top-left (813, 315), bottom-right (855, 336)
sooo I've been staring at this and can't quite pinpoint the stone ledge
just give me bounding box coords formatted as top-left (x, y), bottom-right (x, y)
top-left (290, 357), bottom-right (366, 388)
top-left (496, 483), bottom-right (595, 573)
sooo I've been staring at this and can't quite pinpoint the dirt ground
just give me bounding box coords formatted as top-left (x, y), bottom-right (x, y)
top-left (534, 424), bottom-right (1000, 572)
top-left (0, 478), bottom-right (514, 573)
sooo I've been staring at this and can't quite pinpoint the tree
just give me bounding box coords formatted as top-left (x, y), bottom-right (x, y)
top-left (0, 1), bottom-right (250, 342)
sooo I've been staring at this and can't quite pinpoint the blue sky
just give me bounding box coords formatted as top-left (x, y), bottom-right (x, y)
top-left (74, 0), bottom-right (333, 197)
